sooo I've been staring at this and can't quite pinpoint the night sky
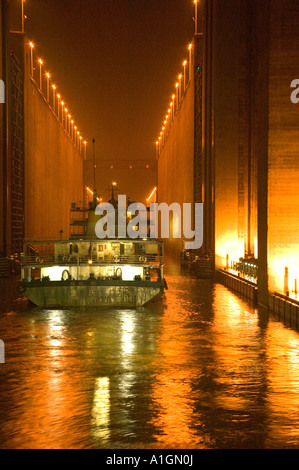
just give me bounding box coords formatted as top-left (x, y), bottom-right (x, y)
top-left (11, 0), bottom-right (195, 201)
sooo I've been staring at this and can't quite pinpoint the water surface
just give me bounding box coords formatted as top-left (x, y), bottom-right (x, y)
top-left (1, 275), bottom-right (299, 449)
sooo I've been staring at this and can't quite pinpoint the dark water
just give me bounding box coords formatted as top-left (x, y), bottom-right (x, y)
top-left (1, 275), bottom-right (299, 449)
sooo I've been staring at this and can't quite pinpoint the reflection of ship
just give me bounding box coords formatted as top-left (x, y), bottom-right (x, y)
top-left (19, 191), bottom-right (165, 308)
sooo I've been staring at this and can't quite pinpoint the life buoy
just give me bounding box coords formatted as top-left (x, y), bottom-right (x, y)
top-left (17, 282), bottom-right (26, 294)
top-left (61, 269), bottom-right (71, 281)
top-left (35, 257), bottom-right (43, 264)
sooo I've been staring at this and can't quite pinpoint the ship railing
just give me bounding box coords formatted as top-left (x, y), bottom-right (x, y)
top-left (20, 254), bottom-right (164, 267)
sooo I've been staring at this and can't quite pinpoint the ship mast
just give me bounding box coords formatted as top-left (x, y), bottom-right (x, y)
top-left (92, 138), bottom-right (98, 208)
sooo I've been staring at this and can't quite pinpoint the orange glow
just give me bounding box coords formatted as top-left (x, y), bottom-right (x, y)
top-left (216, 233), bottom-right (245, 269)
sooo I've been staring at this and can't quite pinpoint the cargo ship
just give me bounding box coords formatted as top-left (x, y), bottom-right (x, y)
top-left (19, 192), bottom-right (165, 308)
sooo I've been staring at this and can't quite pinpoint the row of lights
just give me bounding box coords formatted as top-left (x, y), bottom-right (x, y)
top-left (86, 186), bottom-right (103, 203)
top-left (155, 1), bottom-right (200, 157)
top-left (155, 42), bottom-right (193, 157)
top-left (28, 41), bottom-right (87, 158)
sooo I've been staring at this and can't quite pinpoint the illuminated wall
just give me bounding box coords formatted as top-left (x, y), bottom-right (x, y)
top-left (267, 1), bottom-right (299, 296)
top-left (210, 0), bottom-right (259, 270)
top-left (24, 46), bottom-right (84, 241)
top-left (157, 63), bottom-right (195, 267)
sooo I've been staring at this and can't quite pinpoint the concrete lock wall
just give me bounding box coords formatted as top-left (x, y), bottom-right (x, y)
top-left (24, 47), bottom-right (84, 242)
top-left (267, 0), bottom-right (299, 297)
top-left (157, 63), bottom-right (195, 267)
top-left (0, 0), bottom-right (5, 255)
top-left (213, 0), bottom-right (243, 270)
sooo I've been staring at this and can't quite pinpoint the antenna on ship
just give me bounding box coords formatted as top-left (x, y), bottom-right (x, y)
top-left (92, 138), bottom-right (98, 208)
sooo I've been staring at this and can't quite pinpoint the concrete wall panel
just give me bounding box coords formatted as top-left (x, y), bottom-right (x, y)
top-left (24, 51), bottom-right (84, 242)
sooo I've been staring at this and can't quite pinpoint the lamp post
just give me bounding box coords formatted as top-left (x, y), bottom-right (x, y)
top-left (52, 85), bottom-right (56, 112)
top-left (84, 141), bottom-right (87, 160)
top-left (178, 74), bottom-right (182, 102)
top-left (175, 83), bottom-right (179, 109)
top-left (183, 60), bottom-right (187, 91)
top-left (188, 44), bottom-right (192, 81)
top-left (29, 42), bottom-right (34, 77)
top-left (21, 0), bottom-right (25, 34)
top-left (46, 72), bottom-right (50, 102)
top-left (194, 0), bottom-right (198, 35)
top-left (38, 59), bottom-right (43, 91)
top-left (60, 101), bottom-right (64, 124)
top-left (68, 114), bottom-right (71, 135)
top-left (64, 108), bottom-right (68, 130)
top-left (155, 141), bottom-right (159, 159)
top-left (57, 94), bottom-right (61, 120)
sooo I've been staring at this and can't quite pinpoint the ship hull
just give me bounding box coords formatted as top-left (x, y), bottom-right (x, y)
top-left (21, 280), bottom-right (164, 308)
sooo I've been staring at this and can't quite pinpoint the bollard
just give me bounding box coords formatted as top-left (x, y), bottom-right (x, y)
top-left (284, 267), bottom-right (289, 297)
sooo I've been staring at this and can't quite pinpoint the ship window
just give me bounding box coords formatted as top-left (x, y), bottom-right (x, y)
top-left (74, 245), bottom-right (79, 253)
top-left (98, 245), bottom-right (104, 252)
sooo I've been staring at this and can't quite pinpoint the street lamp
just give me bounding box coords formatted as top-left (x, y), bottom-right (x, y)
top-left (52, 85), bottom-right (56, 112)
top-left (183, 60), bottom-right (187, 91)
top-left (188, 44), bottom-right (192, 81)
top-left (175, 83), bottom-right (179, 109)
top-left (38, 59), bottom-right (43, 90)
top-left (155, 141), bottom-right (159, 159)
top-left (21, 0), bottom-right (25, 34)
top-left (178, 74), bottom-right (182, 102)
top-left (84, 141), bottom-right (87, 160)
top-left (57, 94), bottom-right (61, 120)
top-left (64, 108), bottom-right (68, 130)
top-left (194, 0), bottom-right (198, 35)
top-left (46, 72), bottom-right (50, 101)
top-left (29, 42), bottom-right (34, 77)
top-left (60, 101), bottom-right (64, 124)
top-left (71, 120), bottom-right (74, 140)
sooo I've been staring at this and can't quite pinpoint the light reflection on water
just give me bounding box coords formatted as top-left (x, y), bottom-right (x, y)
top-left (1, 275), bottom-right (299, 448)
